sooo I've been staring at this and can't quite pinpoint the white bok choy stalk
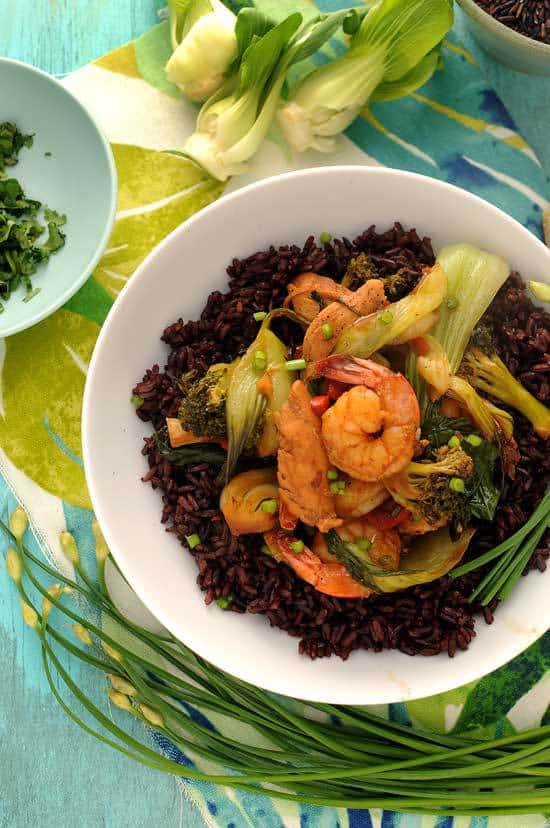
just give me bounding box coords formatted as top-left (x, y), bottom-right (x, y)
top-left (166, 0), bottom-right (237, 102)
top-left (277, 0), bottom-right (453, 153)
top-left (183, 9), bottom-right (353, 181)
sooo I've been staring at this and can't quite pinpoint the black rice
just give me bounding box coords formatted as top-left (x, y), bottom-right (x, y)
top-left (474, 0), bottom-right (550, 45)
top-left (134, 223), bottom-right (549, 660)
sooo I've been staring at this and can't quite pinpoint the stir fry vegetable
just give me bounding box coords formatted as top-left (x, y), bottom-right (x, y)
top-left (179, 362), bottom-right (234, 439)
top-left (432, 244), bottom-right (510, 372)
top-left (335, 263), bottom-right (447, 357)
top-left (462, 345), bottom-right (550, 438)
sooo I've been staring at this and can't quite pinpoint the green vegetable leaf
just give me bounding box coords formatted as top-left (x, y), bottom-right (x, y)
top-left (155, 430), bottom-right (226, 466)
top-left (463, 439), bottom-right (500, 522)
top-left (371, 49), bottom-right (439, 102)
top-left (231, 8), bottom-right (276, 72)
top-left (287, 10), bottom-right (351, 67)
top-left (421, 406), bottom-right (474, 448)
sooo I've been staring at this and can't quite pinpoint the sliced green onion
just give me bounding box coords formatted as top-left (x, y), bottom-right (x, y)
top-left (260, 499), bottom-right (278, 514)
top-left (329, 482), bottom-right (341, 495)
top-left (447, 435), bottom-right (460, 448)
top-left (336, 480), bottom-right (346, 491)
top-left (216, 596), bottom-right (233, 609)
top-left (327, 469), bottom-right (339, 481)
top-left (446, 296), bottom-right (459, 310)
top-left (131, 395), bottom-right (144, 408)
top-left (466, 434), bottom-right (482, 447)
top-left (379, 309), bottom-right (393, 325)
top-left (185, 533), bottom-right (201, 549)
top-left (321, 323), bottom-right (334, 340)
top-left (320, 231), bottom-right (332, 244)
top-left (22, 287), bottom-right (41, 303)
top-left (357, 538), bottom-right (372, 551)
top-left (261, 544), bottom-right (273, 557)
top-left (289, 540), bottom-right (304, 554)
top-left (285, 358), bottom-right (306, 372)
top-left (449, 477), bottom-right (465, 494)
top-left (253, 311), bottom-right (267, 322)
top-left (253, 350), bottom-right (267, 371)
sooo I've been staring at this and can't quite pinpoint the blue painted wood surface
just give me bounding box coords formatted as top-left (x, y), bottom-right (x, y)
top-left (1, 3), bottom-right (549, 826)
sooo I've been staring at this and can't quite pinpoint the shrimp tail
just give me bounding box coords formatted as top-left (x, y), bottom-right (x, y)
top-left (313, 354), bottom-right (392, 388)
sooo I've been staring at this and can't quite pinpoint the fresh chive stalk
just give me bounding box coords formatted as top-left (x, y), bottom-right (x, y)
top-left (3, 505), bottom-right (550, 816)
top-left (451, 492), bottom-right (549, 605)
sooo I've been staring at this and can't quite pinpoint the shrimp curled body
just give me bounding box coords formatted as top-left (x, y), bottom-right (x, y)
top-left (316, 356), bottom-right (420, 482)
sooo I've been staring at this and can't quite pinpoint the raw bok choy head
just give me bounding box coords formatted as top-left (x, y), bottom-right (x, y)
top-left (183, 9), bottom-right (352, 180)
top-left (277, 0), bottom-right (453, 153)
top-left (166, 0), bottom-right (238, 102)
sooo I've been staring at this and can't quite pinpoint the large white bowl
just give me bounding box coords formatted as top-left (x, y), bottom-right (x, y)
top-left (83, 167), bottom-right (550, 705)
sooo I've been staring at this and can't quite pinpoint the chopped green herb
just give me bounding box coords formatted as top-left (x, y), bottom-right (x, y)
top-left (289, 540), bottom-right (305, 554)
top-left (0, 123), bottom-right (33, 175)
top-left (131, 395), bottom-right (144, 407)
top-left (44, 151), bottom-right (52, 157)
top-left (449, 477), bottom-right (465, 494)
top-left (253, 311), bottom-right (267, 321)
top-left (466, 433), bottom-right (482, 447)
top-left (185, 533), bottom-right (201, 549)
top-left (379, 309), bottom-right (393, 325)
top-left (253, 350), bottom-right (267, 371)
top-left (447, 435), bottom-right (460, 449)
top-left (321, 323), bottom-right (334, 340)
top-left (260, 499), bottom-right (278, 514)
top-left (216, 596), bottom-right (233, 609)
top-left (285, 358), bottom-right (306, 371)
top-left (320, 231), bottom-right (332, 244)
top-left (0, 122), bottom-right (66, 305)
top-left (326, 469), bottom-right (339, 480)
top-left (446, 296), bottom-right (459, 310)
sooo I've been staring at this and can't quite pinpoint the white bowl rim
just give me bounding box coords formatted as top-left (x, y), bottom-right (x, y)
top-left (457, 0), bottom-right (550, 56)
top-left (83, 165), bottom-right (550, 705)
top-left (0, 57), bottom-right (118, 337)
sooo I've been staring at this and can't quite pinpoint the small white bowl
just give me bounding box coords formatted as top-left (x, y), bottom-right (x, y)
top-left (83, 167), bottom-right (550, 705)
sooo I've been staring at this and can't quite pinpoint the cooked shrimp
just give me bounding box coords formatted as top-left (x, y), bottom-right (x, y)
top-left (285, 273), bottom-right (348, 322)
top-left (220, 469), bottom-right (279, 536)
top-left (334, 478), bottom-right (388, 519)
top-left (316, 356), bottom-right (420, 482)
top-left (275, 380), bottom-right (342, 532)
top-left (264, 529), bottom-right (370, 598)
top-left (264, 517), bottom-right (400, 599)
top-left (312, 517), bottom-right (402, 571)
top-left (302, 279), bottom-right (386, 365)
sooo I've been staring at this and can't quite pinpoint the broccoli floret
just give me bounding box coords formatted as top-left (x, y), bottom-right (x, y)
top-left (178, 363), bottom-right (232, 439)
top-left (382, 267), bottom-right (421, 302)
top-left (469, 321), bottom-right (495, 354)
top-left (341, 253), bottom-right (378, 290)
top-left (461, 346), bottom-right (550, 439)
top-left (388, 445), bottom-right (475, 531)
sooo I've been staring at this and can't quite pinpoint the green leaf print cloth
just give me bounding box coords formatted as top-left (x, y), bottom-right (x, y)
top-left (1, 2), bottom-right (549, 826)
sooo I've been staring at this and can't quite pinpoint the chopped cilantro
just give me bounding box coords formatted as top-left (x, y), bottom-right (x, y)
top-left (0, 122), bottom-right (66, 308)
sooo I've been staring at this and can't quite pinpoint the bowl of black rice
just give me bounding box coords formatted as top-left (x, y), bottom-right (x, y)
top-left (82, 166), bottom-right (550, 704)
top-left (457, 0), bottom-right (550, 75)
